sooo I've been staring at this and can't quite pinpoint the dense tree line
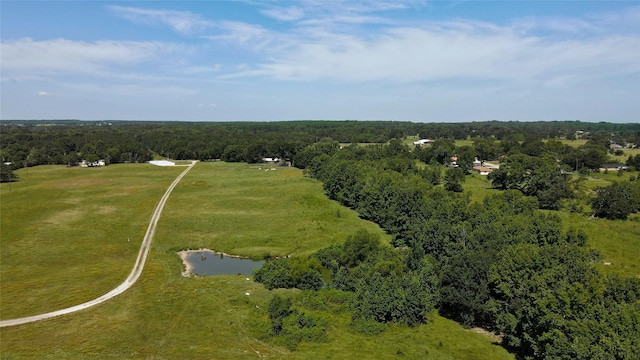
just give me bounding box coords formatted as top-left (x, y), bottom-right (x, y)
top-left (254, 141), bottom-right (640, 359)
top-left (1, 120), bottom-right (638, 171)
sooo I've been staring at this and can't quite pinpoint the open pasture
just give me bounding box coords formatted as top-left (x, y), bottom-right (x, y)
top-left (1, 162), bottom-right (513, 359)
top-left (610, 147), bottom-right (640, 164)
top-left (0, 164), bottom-right (184, 318)
top-left (154, 162), bottom-right (389, 258)
top-left (558, 139), bottom-right (588, 148)
top-left (555, 212), bottom-right (640, 277)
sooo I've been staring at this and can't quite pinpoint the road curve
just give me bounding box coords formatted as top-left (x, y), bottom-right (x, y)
top-left (0, 161), bottom-right (196, 327)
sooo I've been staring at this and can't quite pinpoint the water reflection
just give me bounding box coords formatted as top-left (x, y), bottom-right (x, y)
top-left (183, 250), bottom-right (264, 276)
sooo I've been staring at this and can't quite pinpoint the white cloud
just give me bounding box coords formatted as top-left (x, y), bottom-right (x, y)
top-left (220, 18), bottom-right (640, 87)
top-left (591, 5), bottom-right (640, 32)
top-left (37, 91), bottom-right (52, 96)
top-left (3, 2), bottom-right (638, 122)
top-left (109, 6), bottom-right (212, 34)
top-left (516, 17), bottom-right (601, 35)
top-left (62, 82), bottom-right (198, 98)
top-left (1, 38), bottom-right (184, 78)
top-left (258, 0), bottom-right (418, 27)
top-left (203, 21), bottom-right (273, 47)
top-left (261, 6), bottom-right (305, 22)
top-left (179, 65), bottom-right (222, 74)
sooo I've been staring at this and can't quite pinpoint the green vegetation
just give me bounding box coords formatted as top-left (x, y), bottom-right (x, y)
top-left (0, 164), bottom-right (183, 318)
top-left (463, 174), bottom-right (501, 204)
top-left (0, 162), bottom-right (512, 359)
top-left (154, 162), bottom-right (387, 258)
top-left (294, 140), bottom-right (640, 359)
top-left (558, 139), bottom-right (588, 148)
top-left (0, 163), bottom-right (18, 183)
top-left (590, 181), bottom-right (640, 220)
top-left (2, 120), bottom-right (640, 359)
top-left (488, 153), bottom-right (571, 209)
top-left (553, 212), bottom-right (640, 278)
top-left (463, 172), bottom-right (640, 278)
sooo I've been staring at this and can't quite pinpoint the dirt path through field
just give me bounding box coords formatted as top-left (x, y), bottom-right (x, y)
top-left (0, 161), bottom-right (196, 327)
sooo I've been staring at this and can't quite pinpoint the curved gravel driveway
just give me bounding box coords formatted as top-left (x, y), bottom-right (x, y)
top-left (0, 161), bottom-right (196, 327)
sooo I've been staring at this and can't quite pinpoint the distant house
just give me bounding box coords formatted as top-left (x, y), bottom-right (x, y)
top-left (609, 143), bottom-right (623, 150)
top-left (473, 157), bottom-right (482, 166)
top-left (80, 159), bottom-right (106, 167)
top-left (262, 157), bottom-right (279, 163)
top-left (450, 156), bottom-right (458, 168)
top-left (472, 166), bottom-right (493, 175)
top-left (413, 139), bottom-right (432, 146)
top-left (599, 163), bottom-right (628, 172)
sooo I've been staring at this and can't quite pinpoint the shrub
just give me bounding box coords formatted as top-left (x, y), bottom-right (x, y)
top-left (253, 259), bottom-right (294, 289)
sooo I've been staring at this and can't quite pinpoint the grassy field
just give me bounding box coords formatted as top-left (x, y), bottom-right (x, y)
top-left (0, 164), bottom-right (184, 318)
top-left (462, 169), bottom-right (640, 278)
top-left (553, 211), bottom-right (640, 277)
top-left (556, 138), bottom-right (639, 164)
top-left (610, 148), bottom-right (640, 164)
top-left (0, 162), bottom-right (513, 359)
top-left (558, 139), bottom-right (588, 148)
top-left (453, 139), bottom-right (475, 148)
top-left (463, 174), bottom-right (501, 204)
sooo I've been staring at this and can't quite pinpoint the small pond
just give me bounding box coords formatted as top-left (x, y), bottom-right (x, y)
top-left (181, 250), bottom-right (264, 276)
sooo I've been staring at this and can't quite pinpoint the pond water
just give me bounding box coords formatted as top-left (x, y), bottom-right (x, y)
top-left (183, 250), bottom-right (264, 276)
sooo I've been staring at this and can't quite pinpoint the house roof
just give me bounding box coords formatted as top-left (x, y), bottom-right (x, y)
top-left (473, 166), bottom-right (493, 172)
top-left (149, 160), bottom-right (176, 166)
top-left (413, 139), bottom-right (432, 145)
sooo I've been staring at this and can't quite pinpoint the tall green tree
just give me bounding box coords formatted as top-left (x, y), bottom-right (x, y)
top-left (488, 154), bottom-right (570, 209)
top-left (444, 167), bottom-right (465, 192)
top-left (0, 163), bottom-right (18, 183)
top-left (590, 181), bottom-right (640, 220)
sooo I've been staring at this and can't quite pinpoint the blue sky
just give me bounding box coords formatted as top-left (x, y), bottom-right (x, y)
top-left (1, 1), bottom-right (639, 122)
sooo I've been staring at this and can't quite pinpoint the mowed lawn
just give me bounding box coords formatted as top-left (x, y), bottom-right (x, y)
top-left (0, 161), bottom-right (514, 359)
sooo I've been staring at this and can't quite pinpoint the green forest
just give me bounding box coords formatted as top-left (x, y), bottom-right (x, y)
top-left (1, 119), bottom-right (640, 359)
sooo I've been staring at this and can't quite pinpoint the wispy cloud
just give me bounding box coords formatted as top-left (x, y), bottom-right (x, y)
top-left (591, 5), bottom-right (640, 32)
top-left (513, 16), bottom-right (602, 35)
top-left (261, 6), bottom-right (306, 22)
top-left (179, 65), bottom-right (222, 75)
top-left (61, 82), bottom-right (199, 98)
top-left (1, 38), bottom-right (185, 78)
top-left (218, 6), bottom-right (640, 87)
top-left (109, 5), bottom-right (213, 34)
top-left (204, 21), bottom-right (273, 47)
top-left (259, 0), bottom-right (419, 27)
top-left (3, 2), bottom-right (638, 122)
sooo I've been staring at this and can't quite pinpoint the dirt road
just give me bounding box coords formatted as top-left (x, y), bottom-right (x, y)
top-left (0, 161), bottom-right (196, 327)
